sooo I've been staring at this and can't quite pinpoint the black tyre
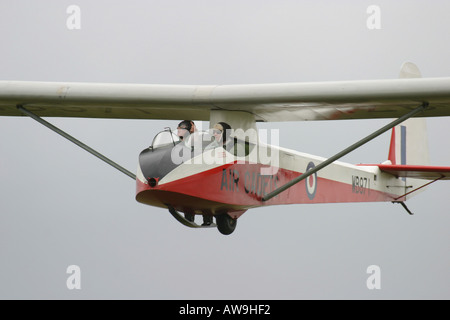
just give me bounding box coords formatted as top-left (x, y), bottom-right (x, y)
top-left (216, 214), bottom-right (237, 235)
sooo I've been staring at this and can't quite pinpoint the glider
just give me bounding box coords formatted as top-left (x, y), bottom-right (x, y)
top-left (1, 62), bottom-right (449, 235)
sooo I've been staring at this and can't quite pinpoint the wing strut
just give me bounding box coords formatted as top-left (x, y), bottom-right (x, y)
top-left (17, 105), bottom-right (136, 180)
top-left (262, 102), bottom-right (429, 201)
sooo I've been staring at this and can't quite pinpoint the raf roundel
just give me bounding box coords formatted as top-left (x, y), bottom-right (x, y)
top-left (305, 162), bottom-right (318, 200)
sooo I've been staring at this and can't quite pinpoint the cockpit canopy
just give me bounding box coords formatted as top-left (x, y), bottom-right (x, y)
top-left (150, 128), bottom-right (180, 150)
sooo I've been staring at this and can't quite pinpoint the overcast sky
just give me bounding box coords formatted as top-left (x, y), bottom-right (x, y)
top-left (0, 0), bottom-right (449, 299)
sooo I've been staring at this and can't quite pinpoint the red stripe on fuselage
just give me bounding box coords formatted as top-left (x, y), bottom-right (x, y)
top-left (136, 162), bottom-right (398, 212)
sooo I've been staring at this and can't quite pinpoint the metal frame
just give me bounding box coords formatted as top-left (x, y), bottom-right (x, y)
top-left (17, 105), bottom-right (136, 180)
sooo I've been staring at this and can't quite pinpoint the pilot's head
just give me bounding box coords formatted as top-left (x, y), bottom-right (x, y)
top-left (177, 120), bottom-right (194, 140)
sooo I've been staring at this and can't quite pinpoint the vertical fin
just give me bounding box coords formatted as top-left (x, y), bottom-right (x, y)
top-left (389, 62), bottom-right (429, 166)
top-left (388, 126), bottom-right (396, 164)
top-left (399, 62), bottom-right (422, 79)
top-left (388, 62), bottom-right (431, 200)
top-left (387, 62), bottom-right (424, 165)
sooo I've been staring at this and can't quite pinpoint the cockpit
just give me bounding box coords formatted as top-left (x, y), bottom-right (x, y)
top-left (140, 127), bottom-right (256, 187)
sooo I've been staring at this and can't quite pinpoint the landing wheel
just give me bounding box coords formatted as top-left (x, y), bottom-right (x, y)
top-left (216, 214), bottom-right (237, 235)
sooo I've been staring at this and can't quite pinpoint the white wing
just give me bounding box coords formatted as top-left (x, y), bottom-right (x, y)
top-left (1, 75), bottom-right (450, 122)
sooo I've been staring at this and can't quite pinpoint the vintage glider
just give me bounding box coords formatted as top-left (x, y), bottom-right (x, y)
top-left (1, 62), bottom-right (450, 235)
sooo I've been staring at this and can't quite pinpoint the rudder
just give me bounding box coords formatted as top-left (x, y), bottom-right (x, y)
top-left (388, 118), bottom-right (430, 166)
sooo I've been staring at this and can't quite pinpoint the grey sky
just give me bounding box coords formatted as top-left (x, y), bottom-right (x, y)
top-left (0, 0), bottom-right (449, 299)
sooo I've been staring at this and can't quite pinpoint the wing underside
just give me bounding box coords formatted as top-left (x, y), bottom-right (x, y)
top-left (1, 77), bottom-right (450, 121)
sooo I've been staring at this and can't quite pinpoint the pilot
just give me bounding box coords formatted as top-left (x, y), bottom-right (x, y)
top-left (176, 120), bottom-right (196, 141)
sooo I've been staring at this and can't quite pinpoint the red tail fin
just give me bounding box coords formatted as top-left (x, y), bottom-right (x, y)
top-left (388, 127), bottom-right (396, 164)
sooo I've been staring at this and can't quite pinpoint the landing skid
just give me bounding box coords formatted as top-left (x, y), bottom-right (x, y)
top-left (167, 205), bottom-right (217, 229)
top-left (392, 201), bottom-right (414, 215)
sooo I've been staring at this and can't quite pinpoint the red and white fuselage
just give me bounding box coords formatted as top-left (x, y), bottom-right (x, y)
top-left (136, 139), bottom-right (407, 218)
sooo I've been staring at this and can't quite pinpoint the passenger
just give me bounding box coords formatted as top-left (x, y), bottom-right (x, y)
top-left (206, 122), bottom-right (232, 150)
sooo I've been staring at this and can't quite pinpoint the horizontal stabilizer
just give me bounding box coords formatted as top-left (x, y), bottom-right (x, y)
top-left (374, 164), bottom-right (450, 180)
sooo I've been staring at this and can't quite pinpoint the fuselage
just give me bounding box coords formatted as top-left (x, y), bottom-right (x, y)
top-left (135, 131), bottom-right (407, 217)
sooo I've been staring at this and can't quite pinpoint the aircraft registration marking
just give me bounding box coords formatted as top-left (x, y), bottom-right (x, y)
top-left (352, 175), bottom-right (371, 195)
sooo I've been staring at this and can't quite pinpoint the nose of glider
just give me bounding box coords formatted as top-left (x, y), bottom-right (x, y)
top-left (148, 177), bottom-right (158, 188)
top-left (138, 143), bottom-right (189, 185)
